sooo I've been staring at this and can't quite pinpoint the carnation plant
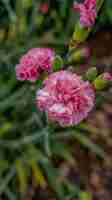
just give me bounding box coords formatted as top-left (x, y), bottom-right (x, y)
top-left (0, 0), bottom-right (112, 199)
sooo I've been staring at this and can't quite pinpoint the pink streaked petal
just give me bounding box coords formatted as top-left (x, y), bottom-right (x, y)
top-left (16, 64), bottom-right (27, 81)
top-left (48, 104), bottom-right (73, 126)
top-left (84, 0), bottom-right (96, 9)
top-left (73, 111), bottom-right (88, 125)
top-left (73, 0), bottom-right (97, 27)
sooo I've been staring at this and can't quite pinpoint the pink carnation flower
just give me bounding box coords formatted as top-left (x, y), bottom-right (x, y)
top-left (16, 48), bottom-right (55, 82)
top-left (36, 70), bottom-right (95, 126)
top-left (73, 0), bottom-right (97, 27)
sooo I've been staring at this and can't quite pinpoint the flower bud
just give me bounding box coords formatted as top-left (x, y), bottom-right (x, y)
top-left (93, 72), bottom-right (112, 90)
top-left (22, 0), bottom-right (33, 9)
top-left (85, 67), bottom-right (98, 82)
top-left (68, 47), bottom-right (90, 63)
top-left (72, 23), bottom-right (91, 42)
top-left (39, 3), bottom-right (49, 14)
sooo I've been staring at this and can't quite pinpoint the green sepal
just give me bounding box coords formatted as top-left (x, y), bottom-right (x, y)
top-left (85, 67), bottom-right (98, 82)
top-left (52, 56), bottom-right (64, 71)
top-left (73, 23), bottom-right (91, 43)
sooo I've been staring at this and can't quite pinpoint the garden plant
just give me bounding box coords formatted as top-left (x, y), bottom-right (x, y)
top-left (0, 0), bottom-right (112, 199)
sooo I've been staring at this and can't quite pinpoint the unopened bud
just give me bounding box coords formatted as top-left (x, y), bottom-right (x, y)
top-left (93, 72), bottom-right (112, 90)
top-left (68, 47), bottom-right (90, 63)
top-left (73, 23), bottom-right (91, 43)
top-left (85, 67), bottom-right (98, 82)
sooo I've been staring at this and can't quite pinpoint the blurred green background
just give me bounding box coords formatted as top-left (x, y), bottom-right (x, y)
top-left (0, 0), bottom-right (112, 199)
